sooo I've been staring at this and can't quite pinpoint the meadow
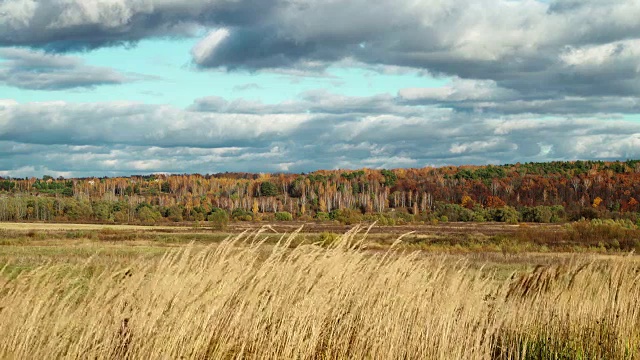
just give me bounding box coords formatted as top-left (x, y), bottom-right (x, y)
top-left (0, 223), bottom-right (639, 359)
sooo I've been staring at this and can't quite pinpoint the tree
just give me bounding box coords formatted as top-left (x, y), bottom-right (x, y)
top-left (252, 199), bottom-right (260, 214)
top-left (381, 170), bottom-right (397, 187)
top-left (260, 181), bottom-right (279, 197)
top-left (93, 201), bottom-right (113, 222)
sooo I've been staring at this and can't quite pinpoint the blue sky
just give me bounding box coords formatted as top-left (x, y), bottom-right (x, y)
top-left (1, 0), bottom-right (640, 177)
top-left (1, 38), bottom-right (447, 107)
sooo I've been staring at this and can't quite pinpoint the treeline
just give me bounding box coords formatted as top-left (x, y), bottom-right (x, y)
top-left (2, 160), bottom-right (640, 225)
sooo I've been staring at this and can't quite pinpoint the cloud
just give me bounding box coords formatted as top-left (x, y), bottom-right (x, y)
top-left (191, 28), bottom-right (230, 65)
top-left (0, 100), bottom-right (311, 148)
top-left (1, 1), bottom-right (639, 95)
top-left (2, 0), bottom-right (638, 99)
top-left (0, 48), bottom-right (134, 90)
top-left (2, 91), bottom-right (640, 177)
top-left (399, 79), bottom-right (518, 102)
top-left (2, 0), bottom-right (640, 176)
top-left (0, 0), bottom-right (278, 51)
top-left (190, 91), bottom-right (418, 116)
top-left (398, 78), bottom-right (640, 115)
top-left (233, 83), bottom-right (263, 91)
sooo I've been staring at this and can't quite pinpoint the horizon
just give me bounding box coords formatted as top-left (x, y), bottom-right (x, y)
top-left (0, 158), bottom-right (637, 181)
top-left (2, 0), bottom-right (640, 177)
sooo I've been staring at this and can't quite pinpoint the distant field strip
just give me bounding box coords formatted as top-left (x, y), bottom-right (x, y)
top-left (0, 222), bottom-right (180, 231)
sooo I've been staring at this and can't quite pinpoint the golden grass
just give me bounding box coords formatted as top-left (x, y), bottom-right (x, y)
top-left (0, 226), bottom-right (639, 359)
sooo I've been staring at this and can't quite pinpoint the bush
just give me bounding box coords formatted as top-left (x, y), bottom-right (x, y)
top-left (566, 219), bottom-right (640, 250)
top-left (274, 212), bottom-right (293, 221)
top-left (315, 212), bottom-right (330, 221)
top-left (92, 201), bottom-right (113, 222)
top-left (207, 209), bottom-right (229, 230)
top-left (572, 207), bottom-right (600, 221)
top-left (317, 232), bottom-right (339, 245)
top-left (231, 208), bottom-right (253, 221)
top-left (363, 214), bottom-right (397, 226)
top-left (329, 209), bottom-right (362, 225)
top-left (490, 206), bottom-right (519, 224)
top-left (167, 205), bottom-right (184, 222)
top-left (435, 203), bottom-right (474, 222)
top-left (520, 206), bottom-right (553, 223)
top-left (137, 206), bottom-right (162, 223)
top-left (298, 214), bottom-right (314, 222)
top-left (550, 205), bottom-right (566, 223)
top-left (473, 212), bottom-right (487, 222)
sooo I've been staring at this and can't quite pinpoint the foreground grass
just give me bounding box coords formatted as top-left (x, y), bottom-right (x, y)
top-left (0, 227), bottom-right (639, 359)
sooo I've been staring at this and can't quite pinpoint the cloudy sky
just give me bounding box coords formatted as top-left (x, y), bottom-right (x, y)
top-left (1, 0), bottom-right (640, 177)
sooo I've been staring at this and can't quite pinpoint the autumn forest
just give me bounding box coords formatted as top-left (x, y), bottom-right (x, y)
top-left (1, 160), bottom-right (639, 226)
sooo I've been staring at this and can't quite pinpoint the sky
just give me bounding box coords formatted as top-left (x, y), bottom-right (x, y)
top-left (1, 0), bottom-right (640, 177)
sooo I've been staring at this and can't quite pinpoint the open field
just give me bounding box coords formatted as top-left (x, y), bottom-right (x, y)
top-left (1, 219), bottom-right (637, 253)
top-left (1, 222), bottom-right (639, 359)
top-left (0, 222), bottom-right (540, 280)
top-left (0, 222), bottom-right (181, 231)
top-left (0, 226), bottom-right (639, 359)
top-left (0, 220), bottom-right (546, 234)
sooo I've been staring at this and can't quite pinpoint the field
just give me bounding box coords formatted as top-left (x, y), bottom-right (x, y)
top-left (1, 222), bottom-right (639, 359)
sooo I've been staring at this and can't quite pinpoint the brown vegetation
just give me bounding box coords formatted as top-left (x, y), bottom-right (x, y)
top-left (0, 227), bottom-right (639, 359)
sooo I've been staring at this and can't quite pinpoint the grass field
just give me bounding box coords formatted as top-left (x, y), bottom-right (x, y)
top-left (0, 223), bottom-right (639, 358)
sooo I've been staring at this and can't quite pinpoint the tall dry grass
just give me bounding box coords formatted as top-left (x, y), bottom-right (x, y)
top-left (0, 226), bottom-right (639, 359)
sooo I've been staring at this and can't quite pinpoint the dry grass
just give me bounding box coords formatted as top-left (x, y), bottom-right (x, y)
top-left (0, 226), bottom-right (639, 359)
top-left (0, 222), bottom-right (179, 231)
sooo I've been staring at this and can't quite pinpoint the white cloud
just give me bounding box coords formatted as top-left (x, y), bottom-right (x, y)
top-left (191, 28), bottom-right (230, 65)
top-left (399, 79), bottom-right (517, 102)
top-left (1, 90), bottom-right (637, 177)
top-left (561, 40), bottom-right (640, 68)
top-left (0, 99), bottom-right (18, 108)
top-left (0, 48), bottom-right (133, 90)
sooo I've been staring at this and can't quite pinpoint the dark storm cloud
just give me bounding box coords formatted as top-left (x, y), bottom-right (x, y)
top-left (2, 0), bottom-right (640, 98)
top-left (0, 48), bottom-right (133, 89)
top-left (187, 0), bottom-right (640, 96)
top-left (0, 0), bottom-right (280, 51)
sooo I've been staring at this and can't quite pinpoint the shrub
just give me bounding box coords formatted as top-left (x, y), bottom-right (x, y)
top-left (92, 201), bottom-right (113, 222)
top-left (207, 209), bottom-right (229, 230)
top-left (566, 219), bottom-right (640, 250)
top-left (317, 232), bottom-right (339, 245)
top-left (315, 212), bottom-right (330, 221)
top-left (231, 208), bottom-right (253, 221)
top-left (137, 206), bottom-right (162, 223)
top-left (274, 212), bottom-right (293, 221)
top-left (520, 206), bottom-right (553, 223)
top-left (329, 209), bottom-right (362, 225)
top-left (436, 203), bottom-right (475, 222)
top-left (377, 215), bottom-right (397, 226)
top-left (167, 206), bottom-right (184, 222)
top-left (490, 206), bottom-right (519, 224)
